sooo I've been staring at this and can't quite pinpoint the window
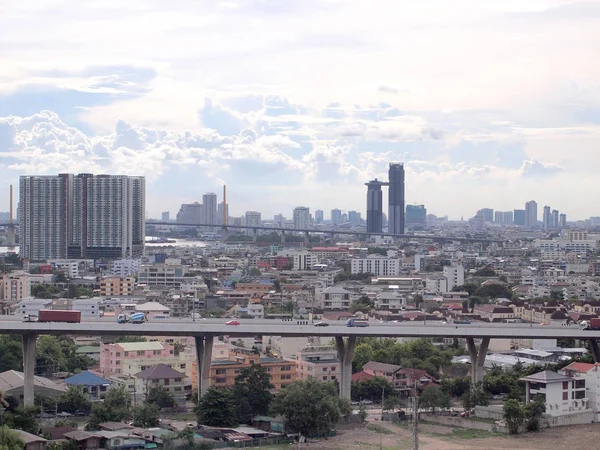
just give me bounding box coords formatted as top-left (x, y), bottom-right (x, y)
top-left (215, 377), bottom-right (226, 384)
top-left (124, 352), bottom-right (129, 356)
top-left (137, 351), bottom-right (144, 356)
top-left (323, 368), bottom-right (327, 372)
top-left (323, 376), bottom-right (327, 381)
top-left (215, 369), bottom-right (227, 375)
top-left (116, 352), bottom-right (121, 357)
top-left (563, 382), bottom-right (569, 390)
top-left (174, 387), bottom-right (181, 392)
top-left (563, 391), bottom-right (568, 401)
top-left (575, 390), bottom-right (586, 399)
top-left (175, 378), bottom-right (182, 382)
top-left (576, 380), bottom-right (585, 389)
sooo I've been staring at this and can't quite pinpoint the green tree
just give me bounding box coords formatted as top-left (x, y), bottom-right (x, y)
top-left (4, 406), bottom-right (39, 434)
top-left (452, 283), bottom-right (478, 296)
top-left (349, 296), bottom-right (374, 314)
top-left (440, 377), bottom-right (470, 398)
top-left (462, 384), bottom-right (491, 410)
top-left (524, 397), bottom-right (546, 432)
top-left (195, 388), bottom-right (237, 427)
top-left (0, 336), bottom-right (22, 372)
top-left (271, 379), bottom-right (351, 437)
top-left (132, 404), bottom-right (160, 428)
top-left (145, 386), bottom-right (175, 410)
top-left (473, 267), bottom-right (496, 277)
top-left (382, 396), bottom-right (402, 412)
top-left (232, 364), bottom-right (274, 424)
top-left (115, 336), bottom-right (147, 343)
top-left (474, 284), bottom-right (512, 299)
top-left (503, 399), bottom-right (525, 434)
top-left (419, 386), bottom-right (451, 413)
top-left (351, 377), bottom-right (393, 402)
top-left (57, 385), bottom-right (92, 414)
top-left (351, 343), bottom-right (374, 372)
top-left (0, 426), bottom-right (25, 450)
top-left (85, 385), bottom-right (131, 430)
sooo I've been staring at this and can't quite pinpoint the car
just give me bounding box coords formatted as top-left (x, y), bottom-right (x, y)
top-left (225, 320), bottom-right (240, 326)
top-left (314, 321), bottom-right (329, 327)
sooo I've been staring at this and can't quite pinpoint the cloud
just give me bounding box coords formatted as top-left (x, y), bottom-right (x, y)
top-left (520, 159), bottom-right (563, 177)
top-left (378, 86), bottom-right (398, 95)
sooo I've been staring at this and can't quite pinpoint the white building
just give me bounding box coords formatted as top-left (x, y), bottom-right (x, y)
top-left (534, 238), bottom-right (598, 254)
top-left (295, 346), bottom-right (340, 382)
top-left (247, 303), bottom-right (264, 319)
top-left (111, 259), bottom-right (141, 277)
top-left (278, 251), bottom-right (318, 271)
top-left (374, 291), bottom-right (405, 309)
top-left (425, 275), bottom-right (448, 294)
top-left (316, 286), bottom-right (352, 310)
top-left (137, 261), bottom-right (189, 286)
top-left (48, 260), bottom-right (80, 278)
top-left (443, 265), bottom-right (464, 291)
top-left (1, 271), bottom-right (31, 304)
top-left (521, 370), bottom-right (589, 416)
top-left (351, 255), bottom-right (401, 277)
top-left (18, 298), bottom-right (52, 316)
top-left (72, 297), bottom-right (102, 320)
top-left (293, 207), bottom-right (311, 229)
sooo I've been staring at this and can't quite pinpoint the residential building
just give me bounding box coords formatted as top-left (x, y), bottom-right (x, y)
top-left (316, 286), bottom-right (352, 310)
top-left (521, 370), bottom-right (589, 417)
top-left (111, 259), bottom-right (141, 277)
top-left (100, 277), bottom-right (135, 296)
top-left (134, 364), bottom-right (191, 404)
top-left (473, 304), bottom-right (517, 322)
top-left (19, 174), bottom-right (145, 261)
top-left (0, 370), bottom-right (67, 401)
top-left (406, 205), bottom-right (426, 230)
top-left (99, 342), bottom-right (175, 377)
top-left (363, 361), bottom-right (401, 381)
top-left (191, 346), bottom-right (296, 390)
top-left (365, 179), bottom-right (384, 233)
top-left (374, 291), bottom-right (406, 310)
top-left (525, 200), bottom-right (538, 228)
top-left (161, 211), bottom-right (170, 221)
top-left (1, 271), bottom-right (31, 304)
top-left (48, 260), bottom-right (80, 278)
top-left (18, 298), bottom-right (52, 317)
top-left (315, 210), bottom-right (324, 224)
top-left (388, 163), bottom-right (405, 235)
top-left (514, 209), bottom-right (526, 226)
top-left (425, 275), bottom-right (448, 293)
top-left (351, 255), bottom-right (401, 276)
top-left (72, 298), bottom-right (102, 320)
top-left (348, 210), bottom-right (362, 226)
top-left (137, 260), bottom-right (189, 286)
top-left (278, 250), bottom-right (318, 271)
top-left (64, 371), bottom-right (111, 400)
top-left (393, 368), bottom-right (435, 395)
top-left (543, 205), bottom-right (552, 231)
top-left (295, 346), bottom-right (340, 382)
top-left (293, 207), bottom-right (311, 229)
top-left (443, 265), bottom-right (464, 291)
top-left (176, 202), bottom-right (202, 224)
top-left (244, 211), bottom-right (261, 227)
top-left (203, 192), bottom-right (218, 225)
top-left (331, 209), bottom-right (342, 225)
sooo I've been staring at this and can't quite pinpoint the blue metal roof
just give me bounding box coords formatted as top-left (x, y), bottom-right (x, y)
top-left (64, 371), bottom-right (111, 386)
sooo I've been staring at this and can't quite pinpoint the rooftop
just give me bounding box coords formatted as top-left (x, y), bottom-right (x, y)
top-left (136, 363), bottom-right (185, 380)
top-left (115, 342), bottom-right (165, 351)
top-left (65, 371), bottom-right (111, 386)
top-left (520, 370), bottom-right (572, 383)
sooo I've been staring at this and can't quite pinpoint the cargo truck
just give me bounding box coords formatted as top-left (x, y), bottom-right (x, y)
top-left (36, 310), bottom-right (81, 323)
top-left (585, 318), bottom-right (600, 330)
top-left (346, 318), bottom-right (369, 327)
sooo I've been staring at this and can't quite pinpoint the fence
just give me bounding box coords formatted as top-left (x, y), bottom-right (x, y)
top-left (168, 430), bottom-right (337, 449)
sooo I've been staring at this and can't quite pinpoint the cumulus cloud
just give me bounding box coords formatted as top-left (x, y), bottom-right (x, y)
top-left (378, 86), bottom-right (398, 95)
top-left (520, 159), bottom-right (563, 177)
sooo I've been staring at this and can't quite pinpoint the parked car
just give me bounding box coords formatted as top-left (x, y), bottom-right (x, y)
top-left (226, 320), bottom-right (240, 326)
top-left (314, 321), bottom-right (329, 327)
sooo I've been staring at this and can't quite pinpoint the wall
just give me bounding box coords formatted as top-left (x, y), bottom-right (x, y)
top-left (420, 413), bottom-right (507, 433)
top-left (544, 410), bottom-right (595, 427)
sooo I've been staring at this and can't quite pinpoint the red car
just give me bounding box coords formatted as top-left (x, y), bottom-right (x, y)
top-left (226, 320), bottom-right (240, 326)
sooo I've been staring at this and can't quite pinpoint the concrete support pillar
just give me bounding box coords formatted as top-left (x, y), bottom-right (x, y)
top-left (335, 336), bottom-right (357, 400)
top-left (329, 232), bottom-right (335, 243)
top-left (590, 340), bottom-right (600, 363)
top-left (280, 231), bottom-right (286, 244)
top-left (220, 226), bottom-right (228, 242)
top-left (466, 337), bottom-right (490, 386)
top-left (7, 225), bottom-right (15, 246)
top-left (252, 228), bottom-right (258, 243)
top-left (194, 335), bottom-right (214, 401)
top-left (303, 231), bottom-right (309, 246)
top-left (22, 333), bottom-right (37, 406)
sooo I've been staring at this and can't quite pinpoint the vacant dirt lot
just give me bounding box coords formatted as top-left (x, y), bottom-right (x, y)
top-left (270, 421), bottom-right (600, 450)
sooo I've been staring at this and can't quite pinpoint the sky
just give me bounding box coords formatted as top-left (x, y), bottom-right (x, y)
top-left (1, 0), bottom-right (600, 221)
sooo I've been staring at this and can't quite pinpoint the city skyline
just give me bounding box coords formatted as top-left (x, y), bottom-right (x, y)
top-left (2, 2), bottom-right (600, 219)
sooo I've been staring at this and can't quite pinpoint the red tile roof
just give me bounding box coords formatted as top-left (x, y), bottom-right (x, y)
top-left (352, 371), bottom-right (375, 382)
top-left (562, 362), bottom-right (595, 374)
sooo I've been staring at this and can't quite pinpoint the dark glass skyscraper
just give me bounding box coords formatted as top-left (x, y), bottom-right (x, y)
top-left (365, 179), bottom-right (384, 233)
top-left (388, 163), bottom-right (405, 235)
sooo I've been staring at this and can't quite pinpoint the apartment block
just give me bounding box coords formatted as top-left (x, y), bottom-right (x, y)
top-left (100, 276), bottom-right (135, 296)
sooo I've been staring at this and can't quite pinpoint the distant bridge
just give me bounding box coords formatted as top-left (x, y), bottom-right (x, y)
top-left (1, 221), bottom-right (502, 244)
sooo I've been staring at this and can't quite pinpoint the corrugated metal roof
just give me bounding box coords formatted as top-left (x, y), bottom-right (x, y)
top-left (117, 342), bottom-right (164, 351)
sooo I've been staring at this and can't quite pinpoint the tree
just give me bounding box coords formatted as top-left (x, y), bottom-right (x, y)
top-left (419, 386), bottom-right (451, 413)
top-left (57, 385), bottom-right (92, 414)
top-left (0, 426), bottom-right (25, 450)
top-left (85, 385), bottom-right (131, 430)
top-left (473, 267), bottom-right (496, 277)
top-left (271, 379), bottom-right (351, 437)
top-left (232, 364), bottom-right (274, 424)
top-left (145, 386), bottom-right (175, 410)
top-left (349, 296), bottom-right (374, 314)
top-left (132, 404), bottom-right (160, 428)
top-left (453, 283), bottom-right (478, 296)
top-left (462, 384), bottom-right (490, 409)
top-left (4, 406), bottom-right (39, 434)
top-left (0, 336), bottom-right (22, 372)
top-left (195, 388), bottom-right (237, 427)
top-left (503, 399), bottom-right (525, 434)
top-left (382, 396), bottom-right (402, 412)
top-left (115, 336), bottom-right (147, 343)
top-left (524, 397), bottom-right (546, 432)
top-left (474, 284), bottom-right (512, 300)
top-left (351, 377), bottom-right (393, 402)
top-left (440, 377), bottom-right (470, 398)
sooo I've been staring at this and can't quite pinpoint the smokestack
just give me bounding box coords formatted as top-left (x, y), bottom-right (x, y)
top-left (222, 185), bottom-right (227, 225)
top-left (9, 184), bottom-right (13, 224)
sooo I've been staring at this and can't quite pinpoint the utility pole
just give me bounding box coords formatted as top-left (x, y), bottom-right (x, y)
top-left (411, 382), bottom-right (419, 450)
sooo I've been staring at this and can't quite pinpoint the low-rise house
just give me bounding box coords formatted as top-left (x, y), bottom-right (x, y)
top-left (134, 364), bottom-right (191, 404)
top-left (393, 368), bottom-right (435, 395)
top-left (295, 346), bottom-right (340, 383)
top-left (473, 304), bottom-right (516, 322)
top-left (520, 370), bottom-right (590, 417)
top-left (64, 371), bottom-right (111, 400)
top-left (63, 431), bottom-right (102, 450)
top-left (13, 430), bottom-right (48, 450)
top-left (0, 370), bottom-right (67, 402)
top-left (362, 362), bottom-right (401, 380)
top-left (76, 346), bottom-right (101, 361)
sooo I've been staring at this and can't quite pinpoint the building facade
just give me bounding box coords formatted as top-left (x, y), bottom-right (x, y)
top-left (351, 255), bottom-right (401, 277)
top-left (100, 277), bottom-right (135, 296)
top-left (293, 207), bottom-right (311, 229)
top-left (388, 163), bottom-right (405, 235)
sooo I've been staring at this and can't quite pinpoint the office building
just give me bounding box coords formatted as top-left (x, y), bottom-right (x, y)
top-left (331, 209), bottom-right (342, 224)
top-left (406, 205), bottom-right (427, 230)
top-left (202, 193), bottom-right (218, 225)
top-left (176, 202), bottom-right (202, 224)
top-left (348, 210), bottom-right (362, 226)
top-left (388, 163), bottom-right (405, 235)
top-left (560, 213), bottom-right (567, 229)
top-left (293, 207), bottom-right (311, 229)
top-left (161, 211), bottom-right (170, 221)
top-left (552, 209), bottom-right (559, 229)
top-left (351, 254), bottom-right (401, 277)
top-left (365, 179), bottom-right (384, 233)
top-left (274, 214), bottom-right (285, 227)
top-left (494, 211), bottom-right (513, 226)
top-left (543, 206), bottom-right (552, 231)
top-left (315, 210), bottom-right (324, 224)
top-left (19, 174), bottom-right (145, 261)
top-left (244, 211), bottom-right (261, 227)
top-left (525, 200), bottom-right (538, 228)
top-left (514, 209), bottom-right (526, 226)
